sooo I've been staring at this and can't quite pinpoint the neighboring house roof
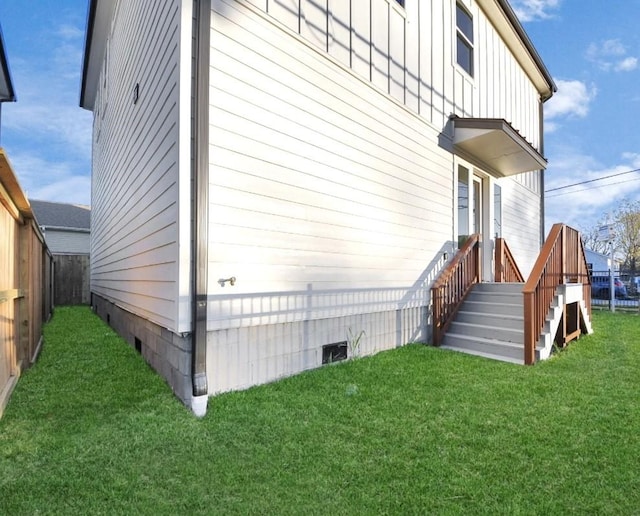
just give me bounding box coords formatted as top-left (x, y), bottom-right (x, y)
top-left (30, 199), bottom-right (91, 232)
top-left (584, 249), bottom-right (610, 271)
top-left (585, 248), bottom-right (608, 260)
top-left (0, 23), bottom-right (16, 102)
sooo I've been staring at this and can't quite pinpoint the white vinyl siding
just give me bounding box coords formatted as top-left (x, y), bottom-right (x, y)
top-left (245, 0), bottom-right (542, 152)
top-left (207, 0), bottom-right (453, 330)
top-left (243, 0), bottom-right (545, 264)
top-left (500, 178), bottom-right (542, 276)
top-left (90, 0), bottom-right (189, 333)
top-left (42, 230), bottom-right (90, 255)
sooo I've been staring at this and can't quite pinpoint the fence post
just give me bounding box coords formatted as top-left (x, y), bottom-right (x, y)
top-left (609, 268), bottom-right (615, 313)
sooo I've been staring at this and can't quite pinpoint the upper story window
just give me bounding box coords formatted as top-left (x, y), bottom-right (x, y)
top-left (395, 0), bottom-right (405, 6)
top-left (456, 3), bottom-right (474, 76)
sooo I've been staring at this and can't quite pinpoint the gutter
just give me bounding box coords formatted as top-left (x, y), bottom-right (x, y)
top-left (539, 101), bottom-right (545, 244)
top-left (79, 0), bottom-right (98, 109)
top-left (0, 24), bottom-right (17, 102)
top-left (190, 0), bottom-right (210, 417)
top-left (39, 225), bottom-right (90, 233)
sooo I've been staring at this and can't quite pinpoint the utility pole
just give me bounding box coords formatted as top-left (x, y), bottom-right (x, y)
top-left (599, 223), bottom-right (616, 312)
top-left (609, 240), bottom-right (615, 313)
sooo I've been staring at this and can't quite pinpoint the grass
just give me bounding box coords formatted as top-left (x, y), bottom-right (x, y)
top-left (1, 307), bottom-right (639, 514)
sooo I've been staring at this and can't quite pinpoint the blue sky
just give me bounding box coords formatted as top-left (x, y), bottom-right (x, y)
top-left (0, 0), bottom-right (639, 233)
top-left (0, 0), bottom-right (91, 205)
top-left (512, 0), bottom-right (640, 233)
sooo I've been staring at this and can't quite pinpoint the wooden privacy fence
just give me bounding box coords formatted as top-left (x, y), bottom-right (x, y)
top-left (54, 254), bottom-right (90, 305)
top-left (523, 224), bottom-right (591, 365)
top-left (0, 149), bottom-right (53, 417)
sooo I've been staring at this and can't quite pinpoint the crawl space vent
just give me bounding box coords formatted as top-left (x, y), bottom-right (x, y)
top-left (322, 341), bottom-right (347, 364)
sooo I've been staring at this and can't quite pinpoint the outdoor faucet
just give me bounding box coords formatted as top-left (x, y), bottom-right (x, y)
top-left (218, 277), bottom-right (236, 287)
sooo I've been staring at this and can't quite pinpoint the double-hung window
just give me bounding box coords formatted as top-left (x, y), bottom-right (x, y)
top-left (456, 3), bottom-right (474, 76)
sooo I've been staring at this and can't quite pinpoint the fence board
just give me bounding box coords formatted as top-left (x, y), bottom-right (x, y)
top-left (1, 149), bottom-right (53, 417)
top-left (54, 255), bottom-right (90, 305)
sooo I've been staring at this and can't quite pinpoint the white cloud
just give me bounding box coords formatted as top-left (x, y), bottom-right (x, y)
top-left (586, 39), bottom-right (638, 72)
top-left (8, 153), bottom-right (91, 205)
top-left (545, 79), bottom-right (597, 120)
top-left (544, 150), bottom-right (640, 230)
top-left (615, 57), bottom-right (638, 72)
top-left (587, 39), bottom-right (626, 59)
top-left (56, 24), bottom-right (85, 40)
top-left (510, 0), bottom-right (561, 22)
top-left (1, 15), bottom-right (92, 206)
top-left (544, 121), bottom-right (559, 133)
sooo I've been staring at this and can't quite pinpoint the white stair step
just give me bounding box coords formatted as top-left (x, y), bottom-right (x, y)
top-left (473, 282), bottom-right (523, 294)
top-left (462, 300), bottom-right (523, 317)
top-left (448, 321), bottom-right (523, 343)
top-left (442, 333), bottom-right (525, 360)
top-left (440, 345), bottom-right (524, 365)
top-left (467, 291), bottom-right (524, 305)
top-left (456, 310), bottom-right (523, 330)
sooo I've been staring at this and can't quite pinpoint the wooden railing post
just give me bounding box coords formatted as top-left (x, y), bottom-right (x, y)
top-left (476, 235), bottom-right (482, 283)
top-left (561, 225), bottom-right (567, 283)
top-left (523, 291), bottom-right (535, 365)
top-left (495, 238), bottom-right (503, 282)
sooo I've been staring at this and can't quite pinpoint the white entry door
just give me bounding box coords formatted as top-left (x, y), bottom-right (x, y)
top-left (457, 165), bottom-right (491, 279)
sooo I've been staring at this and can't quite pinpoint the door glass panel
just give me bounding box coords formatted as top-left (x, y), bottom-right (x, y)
top-left (457, 166), bottom-right (469, 248)
top-left (494, 184), bottom-right (502, 238)
top-left (473, 179), bottom-right (481, 234)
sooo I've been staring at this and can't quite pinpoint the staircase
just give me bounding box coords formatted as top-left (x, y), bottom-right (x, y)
top-left (440, 282), bottom-right (594, 364)
top-left (432, 226), bottom-right (593, 365)
top-left (441, 282), bottom-right (528, 364)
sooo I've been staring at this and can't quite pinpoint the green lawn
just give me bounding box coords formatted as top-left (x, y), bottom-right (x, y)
top-left (1, 307), bottom-right (639, 514)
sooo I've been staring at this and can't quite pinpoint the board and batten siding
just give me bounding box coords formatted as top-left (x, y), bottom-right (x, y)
top-left (237, 0), bottom-right (546, 270)
top-left (208, 0), bottom-right (453, 320)
top-left (90, 0), bottom-right (193, 333)
top-left (243, 0), bottom-right (543, 151)
top-left (205, 0), bottom-right (454, 393)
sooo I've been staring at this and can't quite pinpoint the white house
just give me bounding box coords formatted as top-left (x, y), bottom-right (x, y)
top-left (80, 0), bottom-right (555, 414)
top-left (30, 200), bottom-right (91, 255)
top-left (30, 200), bottom-right (92, 305)
top-left (584, 248), bottom-right (610, 274)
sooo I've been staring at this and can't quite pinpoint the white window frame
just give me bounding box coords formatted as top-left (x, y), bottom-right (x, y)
top-left (455, 2), bottom-right (474, 77)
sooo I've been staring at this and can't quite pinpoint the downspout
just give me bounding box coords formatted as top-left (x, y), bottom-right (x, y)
top-left (539, 99), bottom-right (545, 244)
top-left (539, 73), bottom-right (555, 247)
top-left (191, 0), bottom-right (210, 417)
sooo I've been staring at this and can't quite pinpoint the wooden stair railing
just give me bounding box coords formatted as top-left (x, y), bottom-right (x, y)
top-left (495, 238), bottom-right (525, 283)
top-left (431, 234), bottom-right (481, 346)
top-left (522, 224), bottom-right (592, 365)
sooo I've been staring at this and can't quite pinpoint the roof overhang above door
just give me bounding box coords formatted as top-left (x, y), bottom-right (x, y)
top-left (452, 118), bottom-right (547, 177)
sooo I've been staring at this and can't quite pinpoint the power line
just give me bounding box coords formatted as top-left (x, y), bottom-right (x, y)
top-left (545, 167), bottom-right (640, 193)
top-left (545, 176), bottom-right (640, 199)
